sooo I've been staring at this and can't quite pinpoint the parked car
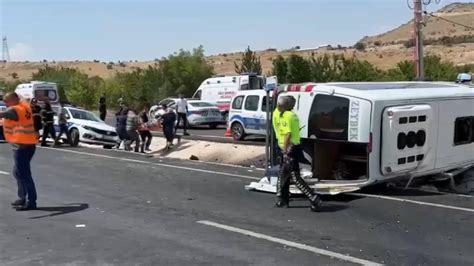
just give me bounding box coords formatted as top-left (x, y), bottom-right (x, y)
top-left (149, 98), bottom-right (225, 129)
top-left (227, 90), bottom-right (272, 140)
top-left (53, 106), bottom-right (119, 148)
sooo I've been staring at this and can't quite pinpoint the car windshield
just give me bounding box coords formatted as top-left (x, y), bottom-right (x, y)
top-left (189, 102), bottom-right (214, 107)
top-left (69, 109), bottom-right (101, 122)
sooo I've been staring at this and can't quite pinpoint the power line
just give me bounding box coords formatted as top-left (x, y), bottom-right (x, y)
top-left (424, 11), bottom-right (474, 30)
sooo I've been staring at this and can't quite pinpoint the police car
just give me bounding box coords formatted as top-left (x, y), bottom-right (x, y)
top-left (53, 106), bottom-right (119, 148)
top-left (227, 90), bottom-right (271, 140)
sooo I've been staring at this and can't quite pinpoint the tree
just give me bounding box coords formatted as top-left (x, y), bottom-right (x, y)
top-left (159, 45), bottom-right (214, 97)
top-left (286, 54), bottom-right (311, 83)
top-left (424, 55), bottom-right (458, 81)
top-left (354, 42), bottom-right (366, 52)
top-left (67, 73), bottom-right (98, 109)
top-left (271, 55), bottom-right (288, 83)
top-left (234, 46), bottom-right (262, 75)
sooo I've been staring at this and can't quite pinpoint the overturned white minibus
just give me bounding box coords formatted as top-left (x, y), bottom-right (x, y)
top-left (247, 82), bottom-right (474, 194)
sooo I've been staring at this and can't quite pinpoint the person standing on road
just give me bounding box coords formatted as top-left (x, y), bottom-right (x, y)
top-left (138, 106), bottom-right (152, 153)
top-left (272, 96), bottom-right (322, 212)
top-left (0, 93), bottom-right (38, 211)
top-left (161, 104), bottom-right (176, 149)
top-left (125, 109), bottom-right (140, 152)
top-left (99, 95), bottom-right (107, 121)
top-left (115, 104), bottom-right (128, 149)
top-left (175, 94), bottom-right (189, 136)
top-left (54, 102), bottom-right (71, 146)
top-left (30, 98), bottom-right (42, 138)
top-left (41, 102), bottom-right (56, 147)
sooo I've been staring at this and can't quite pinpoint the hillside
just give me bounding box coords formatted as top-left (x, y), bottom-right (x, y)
top-left (1, 3), bottom-right (473, 82)
top-left (360, 2), bottom-right (474, 45)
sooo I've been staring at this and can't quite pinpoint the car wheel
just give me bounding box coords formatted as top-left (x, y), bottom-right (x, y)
top-left (209, 123), bottom-right (218, 129)
top-left (69, 128), bottom-right (80, 147)
top-left (231, 122), bottom-right (246, 141)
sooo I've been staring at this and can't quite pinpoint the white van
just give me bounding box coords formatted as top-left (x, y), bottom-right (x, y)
top-left (247, 82), bottom-right (474, 195)
top-left (227, 90), bottom-right (271, 140)
top-left (15, 81), bottom-right (59, 105)
top-left (193, 74), bottom-right (277, 116)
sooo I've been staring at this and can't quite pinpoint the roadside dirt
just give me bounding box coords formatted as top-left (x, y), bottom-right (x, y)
top-left (147, 137), bottom-right (266, 168)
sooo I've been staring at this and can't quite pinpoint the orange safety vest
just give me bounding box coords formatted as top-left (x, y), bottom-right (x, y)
top-left (3, 102), bottom-right (38, 145)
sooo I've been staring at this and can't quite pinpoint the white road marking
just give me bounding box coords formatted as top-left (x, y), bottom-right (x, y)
top-left (37, 147), bottom-right (474, 213)
top-left (39, 147), bottom-right (260, 181)
top-left (197, 220), bottom-right (383, 266)
top-left (348, 193), bottom-right (474, 213)
top-left (0, 170), bottom-right (9, 175)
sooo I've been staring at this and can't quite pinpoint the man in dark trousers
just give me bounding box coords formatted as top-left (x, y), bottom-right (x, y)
top-left (99, 95), bottom-right (107, 121)
top-left (138, 105), bottom-right (152, 152)
top-left (30, 98), bottom-right (42, 137)
top-left (115, 103), bottom-right (128, 149)
top-left (54, 102), bottom-right (71, 146)
top-left (161, 104), bottom-right (177, 149)
top-left (175, 94), bottom-right (189, 136)
top-left (41, 102), bottom-right (56, 147)
top-left (272, 96), bottom-right (322, 212)
top-left (0, 93), bottom-right (39, 211)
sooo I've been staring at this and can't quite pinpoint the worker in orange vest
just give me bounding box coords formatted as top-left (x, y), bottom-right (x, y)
top-left (0, 92), bottom-right (39, 211)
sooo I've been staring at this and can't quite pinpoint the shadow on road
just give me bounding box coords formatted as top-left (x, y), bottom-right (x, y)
top-left (29, 203), bottom-right (89, 219)
top-left (288, 203), bottom-right (348, 212)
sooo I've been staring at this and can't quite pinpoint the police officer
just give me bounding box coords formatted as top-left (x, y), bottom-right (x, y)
top-left (272, 96), bottom-right (322, 211)
top-left (30, 98), bottom-right (42, 137)
top-left (41, 102), bottom-right (56, 147)
top-left (0, 93), bottom-right (38, 211)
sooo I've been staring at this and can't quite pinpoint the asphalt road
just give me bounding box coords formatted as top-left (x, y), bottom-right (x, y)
top-left (105, 114), bottom-right (265, 145)
top-left (0, 144), bottom-right (473, 265)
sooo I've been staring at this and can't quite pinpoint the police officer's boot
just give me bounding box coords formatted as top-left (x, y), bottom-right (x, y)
top-left (292, 171), bottom-right (322, 212)
top-left (275, 173), bottom-right (289, 208)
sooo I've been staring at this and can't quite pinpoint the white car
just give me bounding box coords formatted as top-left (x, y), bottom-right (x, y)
top-left (53, 107), bottom-right (119, 148)
top-left (149, 98), bottom-right (225, 129)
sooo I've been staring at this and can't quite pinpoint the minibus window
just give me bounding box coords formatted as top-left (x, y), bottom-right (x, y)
top-left (309, 95), bottom-right (349, 140)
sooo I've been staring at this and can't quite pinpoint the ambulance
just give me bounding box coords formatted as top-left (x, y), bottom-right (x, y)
top-left (247, 81), bottom-right (474, 195)
top-left (15, 81), bottom-right (59, 105)
top-left (192, 74), bottom-right (277, 117)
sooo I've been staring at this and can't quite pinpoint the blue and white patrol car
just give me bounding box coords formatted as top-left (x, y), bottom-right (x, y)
top-left (227, 90), bottom-right (271, 140)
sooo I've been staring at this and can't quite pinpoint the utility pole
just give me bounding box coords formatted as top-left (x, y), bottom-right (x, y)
top-left (2, 36), bottom-right (11, 62)
top-left (413, 0), bottom-right (424, 81)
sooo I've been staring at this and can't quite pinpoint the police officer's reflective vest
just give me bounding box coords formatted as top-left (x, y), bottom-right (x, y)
top-left (3, 102), bottom-right (38, 145)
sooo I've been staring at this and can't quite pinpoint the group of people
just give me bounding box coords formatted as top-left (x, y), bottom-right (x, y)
top-left (30, 99), bottom-right (71, 147)
top-left (114, 95), bottom-right (190, 152)
top-left (115, 104), bottom-right (153, 153)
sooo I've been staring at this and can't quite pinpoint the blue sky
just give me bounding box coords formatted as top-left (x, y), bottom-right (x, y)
top-left (0, 0), bottom-right (469, 61)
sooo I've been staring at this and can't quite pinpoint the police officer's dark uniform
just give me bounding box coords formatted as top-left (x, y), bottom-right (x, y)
top-left (41, 103), bottom-right (56, 147)
top-left (272, 97), bottom-right (322, 211)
